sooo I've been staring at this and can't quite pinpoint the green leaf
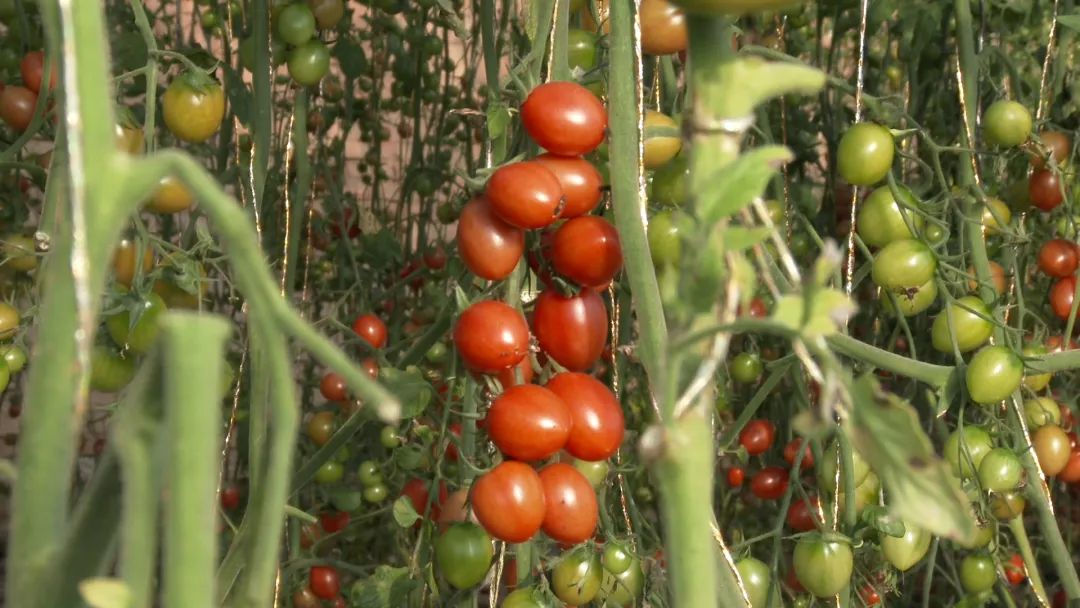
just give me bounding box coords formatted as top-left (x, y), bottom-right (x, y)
top-left (79, 578), bottom-right (131, 608)
top-left (723, 226), bottom-right (770, 252)
top-left (379, 366), bottom-right (432, 418)
top-left (487, 104), bottom-right (510, 141)
top-left (1057, 14), bottom-right (1080, 32)
top-left (350, 565), bottom-right (418, 608)
top-left (844, 374), bottom-right (977, 544)
top-left (771, 288), bottom-right (855, 338)
top-left (335, 37), bottom-right (369, 79)
top-left (697, 146), bottom-right (793, 224)
top-left (392, 495), bottom-right (420, 528)
top-left (861, 505), bottom-right (906, 538)
top-left (392, 444), bottom-right (424, 471)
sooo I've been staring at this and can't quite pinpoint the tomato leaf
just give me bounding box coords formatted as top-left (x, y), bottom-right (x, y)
top-left (1057, 14), bottom-right (1080, 32)
top-left (335, 37), bottom-right (368, 79)
top-left (392, 495), bottom-right (421, 528)
top-left (392, 444), bottom-right (423, 471)
top-left (844, 374), bottom-right (977, 544)
top-left (860, 505), bottom-right (906, 538)
top-left (79, 578), bottom-right (131, 608)
top-left (486, 104), bottom-right (510, 141)
top-left (349, 565), bottom-right (418, 608)
top-left (379, 366), bottom-right (432, 418)
top-left (772, 288), bottom-right (855, 338)
top-left (723, 226), bottom-right (770, 252)
top-left (696, 146), bottom-right (792, 224)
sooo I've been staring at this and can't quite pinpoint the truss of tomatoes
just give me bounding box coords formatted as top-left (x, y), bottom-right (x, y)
top-left (450, 81), bottom-right (627, 546)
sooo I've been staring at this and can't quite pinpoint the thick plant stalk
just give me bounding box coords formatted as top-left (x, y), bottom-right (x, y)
top-left (162, 314), bottom-right (231, 608)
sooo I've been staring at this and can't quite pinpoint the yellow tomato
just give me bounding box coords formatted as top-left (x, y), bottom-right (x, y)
top-left (148, 175), bottom-right (195, 214)
top-left (643, 111), bottom-right (681, 169)
top-left (3, 235), bottom-right (36, 272)
top-left (161, 73), bottom-right (226, 144)
top-left (113, 237), bottom-right (155, 287)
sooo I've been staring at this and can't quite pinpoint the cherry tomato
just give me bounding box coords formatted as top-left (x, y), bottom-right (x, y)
top-left (0, 85), bottom-right (36, 131)
top-left (220, 485), bottom-right (242, 511)
top-left (640, 0), bottom-right (687, 55)
top-left (292, 587), bottom-right (320, 608)
top-left (538, 463), bottom-right (599, 544)
top-left (1051, 276), bottom-right (1077, 320)
top-left (643, 110), bottom-right (682, 169)
top-left (977, 447), bottom-right (1023, 491)
top-left (485, 161), bottom-right (564, 229)
top-left (1024, 396), bottom-right (1061, 428)
top-left (965, 345), bottom-right (1023, 405)
top-left (148, 175), bottom-right (195, 214)
top-left (436, 523), bottom-right (494, 589)
top-left (1034, 424), bottom-right (1071, 476)
top-left (552, 548), bottom-right (603, 605)
top-left (0, 345), bottom-right (25, 374)
top-left (750, 466), bottom-right (789, 500)
top-left (967, 260), bottom-right (1007, 295)
top-left (983, 100), bottom-right (1032, 147)
top-left (305, 411), bottom-right (337, 446)
top-left (1004, 553), bottom-right (1027, 586)
top-left (161, 73), bottom-right (225, 144)
top-left (945, 425), bottom-right (993, 479)
top-left (648, 210), bottom-right (686, 266)
top-left (521, 81), bottom-right (607, 156)
top-left (113, 238), bottom-right (154, 287)
top-left (959, 554), bottom-right (996, 594)
top-left (880, 524), bottom-right (931, 571)
top-left (545, 372), bottom-right (625, 461)
top-left (402, 478), bottom-right (449, 521)
top-left (1038, 238), bottom-right (1078, 278)
top-left (733, 557), bottom-right (771, 608)
top-left (730, 352), bottom-right (763, 384)
top-left (20, 51), bottom-right (56, 95)
top-left (502, 588), bottom-right (548, 608)
top-left (314, 461), bottom-right (344, 485)
top-left (597, 557), bottom-right (644, 605)
top-left (793, 536), bottom-right (853, 598)
top-left (566, 29), bottom-right (598, 71)
top-left (471, 461), bottom-right (545, 543)
top-left (320, 372), bottom-right (347, 402)
top-left (106, 292), bottom-right (166, 354)
top-left (856, 184), bottom-right (923, 247)
top-left (1030, 130), bottom-right (1071, 168)
top-left (486, 384), bottom-right (572, 461)
top-left (454, 300), bottom-right (530, 374)
top-left (871, 238), bottom-right (936, 289)
top-left (739, 419), bottom-right (776, 456)
top-left (1030, 169), bottom-right (1065, 211)
top-left (276, 2), bottom-right (316, 44)
top-left (930, 295), bottom-right (992, 353)
top-left (533, 153), bottom-right (602, 218)
top-left (672, 0), bottom-right (799, 14)
top-left (727, 466), bottom-right (745, 487)
top-left (352, 313), bottom-right (387, 349)
top-left (859, 584), bottom-right (881, 606)
top-left (787, 496), bottom-right (820, 532)
top-left (308, 566), bottom-right (340, 599)
top-left (837, 123), bottom-right (894, 186)
top-left (456, 197), bottom-right (525, 280)
top-left (1023, 345), bottom-right (1053, 392)
top-left (991, 491), bottom-right (1026, 520)
top-left (817, 441), bottom-right (870, 489)
top-left (495, 355), bottom-right (535, 388)
top-left (289, 39), bottom-right (330, 86)
top-left (1057, 448), bottom-right (1080, 483)
top-left (783, 438), bottom-right (814, 470)
top-left (308, 0), bottom-right (345, 29)
top-left (549, 216), bottom-right (622, 289)
top-left (90, 346), bottom-right (136, 392)
top-left (532, 288), bottom-right (608, 372)
top-left (319, 510), bottom-right (350, 533)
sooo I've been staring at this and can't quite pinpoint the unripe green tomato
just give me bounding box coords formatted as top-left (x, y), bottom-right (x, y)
top-left (276, 2), bottom-right (317, 45)
top-left (817, 441), bottom-right (870, 490)
top-left (965, 345), bottom-right (1023, 405)
top-left (837, 123), bottom-right (895, 186)
top-left (983, 100), bottom-right (1032, 147)
top-left (106, 293), bottom-right (167, 354)
top-left (960, 554), bottom-right (996, 594)
top-left (1022, 345), bottom-right (1052, 392)
top-left (0, 344), bottom-right (26, 373)
top-left (955, 523), bottom-right (995, 550)
top-left (977, 447), bottom-right (1023, 492)
top-left (648, 210), bottom-right (684, 266)
top-left (567, 28), bottom-right (597, 72)
top-left (930, 296), bottom-right (993, 353)
top-left (729, 352), bottom-right (763, 384)
top-left (357, 460), bottom-right (383, 486)
top-left (1024, 397), bottom-right (1061, 428)
top-left (990, 491), bottom-right (1026, 520)
top-left (881, 279), bottom-right (938, 317)
top-left (856, 184), bottom-right (923, 247)
top-left (923, 223), bottom-right (947, 245)
top-left (363, 483), bottom-right (388, 503)
top-left (734, 557), bottom-right (771, 608)
top-left (552, 549), bottom-right (603, 606)
top-left (380, 425), bottom-right (402, 448)
top-left (871, 238), bottom-right (936, 289)
top-left (792, 537), bottom-right (854, 598)
top-left (314, 461), bottom-right (345, 484)
top-left (601, 543), bottom-right (633, 574)
top-left (435, 522), bottom-right (493, 589)
top-left (981, 197), bottom-right (1012, 235)
top-left (596, 557), bottom-right (644, 605)
top-left (501, 589), bottom-right (546, 608)
top-left (880, 525), bottom-right (931, 571)
top-left (944, 426), bottom-right (993, 479)
top-left (288, 40), bottom-right (331, 87)
top-left (328, 487), bottom-right (364, 511)
top-left (573, 458), bottom-right (609, 488)
top-left (651, 153), bottom-right (688, 207)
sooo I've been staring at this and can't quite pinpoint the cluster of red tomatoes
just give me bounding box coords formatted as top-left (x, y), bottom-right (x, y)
top-left (0, 49), bottom-right (53, 132)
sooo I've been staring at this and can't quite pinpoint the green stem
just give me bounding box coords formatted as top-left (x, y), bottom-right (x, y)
top-left (1008, 517), bottom-right (1050, 606)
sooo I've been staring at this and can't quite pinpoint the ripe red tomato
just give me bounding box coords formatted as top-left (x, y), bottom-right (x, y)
top-left (727, 467), bottom-right (745, 487)
top-left (1039, 239), bottom-right (1079, 278)
top-left (545, 372), bottom-right (625, 461)
top-left (423, 246), bottom-right (447, 270)
top-left (443, 422), bottom-right (463, 462)
top-left (485, 161), bottom-right (565, 229)
top-left (471, 461), bottom-right (546, 543)
top-left (739, 419), bottom-right (776, 456)
top-left (457, 197), bottom-right (526, 280)
top-left (750, 466), bottom-right (789, 500)
top-left (330, 597), bottom-right (347, 608)
top-left (220, 485), bottom-right (242, 510)
top-left (1030, 169), bottom-right (1065, 211)
top-left (786, 496), bottom-right (820, 532)
top-left (320, 371), bottom-right (348, 402)
top-left (533, 153), bottom-right (603, 218)
top-left (308, 566), bottom-right (340, 599)
top-left (550, 216), bottom-right (623, 289)
top-left (1050, 276), bottom-right (1077, 321)
top-left (858, 584), bottom-right (881, 606)
top-left (1030, 131), bottom-right (1071, 168)
top-left (0, 85), bottom-right (37, 131)
top-left (20, 51), bottom-right (56, 94)
top-left (538, 463), bottom-right (599, 544)
top-left (1058, 448), bottom-right (1080, 483)
top-left (1004, 553), bottom-right (1026, 585)
top-left (783, 438), bottom-right (814, 470)
top-left (532, 288), bottom-right (608, 372)
top-left (402, 478), bottom-right (450, 520)
top-left (319, 510), bottom-right (350, 533)
top-left (352, 314), bottom-right (387, 349)
top-left (453, 300), bottom-right (531, 374)
top-left (486, 384), bottom-right (572, 461)
top-left (521, 81), bottom-right (607, 156)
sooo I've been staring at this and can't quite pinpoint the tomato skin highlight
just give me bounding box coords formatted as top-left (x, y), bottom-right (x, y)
top-left (521, 81), bottom-right (607, 156)
top-left (551, 216), bottom-right (623, 288)
top-left (545, 372), bottom-right (625, 461)
top-left (486, 384), bottom-right (572, 461)
top-left (532, 288), bottom-right (608, 372)
top-left (471, 461), bottom-right (546, 543)
top-left (533, 153), bottom-right (602, 218)
top-left (485, 161), bottom-right (565, 229)
top-left (456, 197), bottom-right (525, 280)
top-left (538, 463), bottom-right (599, 544)
top-left (454, 300), bottom-right (531, 374)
